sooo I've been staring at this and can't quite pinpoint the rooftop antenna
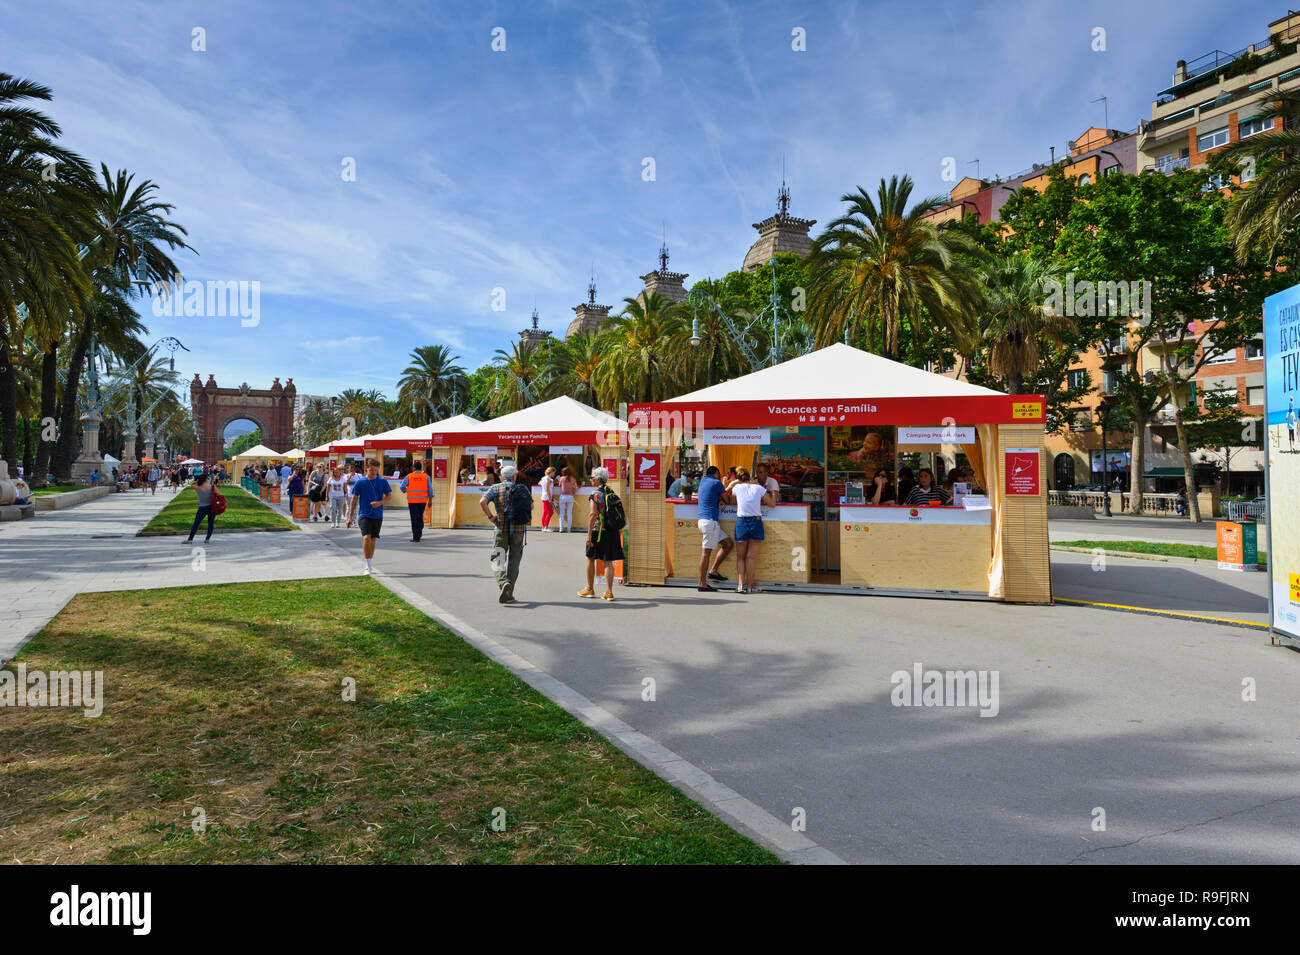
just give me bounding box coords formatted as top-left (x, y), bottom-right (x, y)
top-left (968, 158), bottom-right (980, 180)
top-left (1092, 95), bottom-right (1108, 129)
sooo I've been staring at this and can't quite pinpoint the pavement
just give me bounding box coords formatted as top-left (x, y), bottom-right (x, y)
top-left (0, 486), bottom-right (358, 662)
top-left (1050, 513), bottom-right (1270, 549)
top-left (4, 492), bottom-right (1299, 864)
top-left (308, 524), bottom-right (1300, 864)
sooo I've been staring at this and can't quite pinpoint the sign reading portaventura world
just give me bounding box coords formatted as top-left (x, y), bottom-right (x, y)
top-left (629, 395), bottom-right (1044, 430)
top-left (1263, 283), bottom-right (1300, 646)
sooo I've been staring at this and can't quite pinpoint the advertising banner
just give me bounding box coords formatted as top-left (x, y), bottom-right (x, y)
top-left (703, 428), bottom-right (770, 445)
top-left (432, 458), bottom-right (448, 480)
top-left (634, 451), bottom-right (661, 490)
top-left (1005, 448), bottom-right (1040, 495)
top-left (292, 495), bottom-right (309, 520)
top-left (602, 456), bottom-right (619, 480)
top-left (897, 425), bottom-right (976, 445)
top-left (1263, 283), bottom-right (1300, 644)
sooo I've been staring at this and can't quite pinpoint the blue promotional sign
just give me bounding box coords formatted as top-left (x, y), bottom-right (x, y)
top-left (1263, 283), bottom-right (1300, 645)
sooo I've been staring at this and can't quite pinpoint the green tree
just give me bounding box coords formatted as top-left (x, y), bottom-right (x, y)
top-left (1220, 89), bottom-right (1300, 261)
top-left (397, 344), bottom-right (467, 424)
top-left (977, 253), bottom-right (1074, 395)
top-left (807, 175), bottom-right (980, 358)
top-left (1184, 392), bottom-right (1262, 495)
top-left (594, 293), bottom-right (689, 405)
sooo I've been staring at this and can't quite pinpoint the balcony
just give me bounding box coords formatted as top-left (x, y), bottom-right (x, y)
top-left (1149, 156), bottom-right (1191, 174)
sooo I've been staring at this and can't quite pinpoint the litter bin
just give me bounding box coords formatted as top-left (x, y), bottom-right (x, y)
top-left (1216, 519), bottom-right (1262, 572)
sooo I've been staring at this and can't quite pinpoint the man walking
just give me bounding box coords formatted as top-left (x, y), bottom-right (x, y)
top-left (479, 464), bottom-right (532, 603)
top-left (400, 459), bottom-right (431, 541)
top-left (348, 458), bottom-right (392, 576)
top-left (695, 465), bottom-right (734, 591)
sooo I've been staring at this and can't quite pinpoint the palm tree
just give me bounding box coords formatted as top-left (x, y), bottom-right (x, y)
top-left (1221, 89), bottom-right (1300, 261)
top-left (397, 344), bottom-right (467, 423)
top-left (595, 293), bottom-right (689, 405)
top-left (334, 388), bottom-right (386, 436)
top-left (0, 74), bottom-right (94, 467)
top-left (51, 165), bottom-right (191, 480)
top-left (543, 332), bottom-right (603, 406)
top-left (977, 254), bottom-right (1074, 394)
top-left (807, 175), bottom-right (980, 358)
top-left (488, 339), bottom-right (547, 415)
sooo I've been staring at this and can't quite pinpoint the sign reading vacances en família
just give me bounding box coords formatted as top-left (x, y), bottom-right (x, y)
top-left (1264, 283), bottom-right (1300, 647)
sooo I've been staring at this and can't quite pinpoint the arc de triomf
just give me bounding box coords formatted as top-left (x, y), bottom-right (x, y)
top-left (190, 375), bottom-right (297, 462)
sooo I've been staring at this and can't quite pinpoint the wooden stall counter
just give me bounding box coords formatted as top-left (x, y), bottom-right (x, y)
top-left (668, 499), bottom-right (811, 584)
top-left (839, 505), bottom-right (991, 594)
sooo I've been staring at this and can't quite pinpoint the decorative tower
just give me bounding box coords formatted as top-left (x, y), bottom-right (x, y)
top-left (742, 178), bottom-right (817, 272)
top-left (567, 273), bottom-right (612, 338)
top-left (519, 305), bottom-right (553, 345)
top-left (638, 240), bottom-right (688, 305)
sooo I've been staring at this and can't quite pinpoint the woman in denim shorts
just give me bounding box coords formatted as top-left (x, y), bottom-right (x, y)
top-left (729, 467), bottom-right (777, 593)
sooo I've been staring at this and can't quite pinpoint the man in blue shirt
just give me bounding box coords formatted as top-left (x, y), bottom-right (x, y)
top-left (348, 458), bottom-right (392, 575)
top-left (695, 465), bottom-right (734, 591)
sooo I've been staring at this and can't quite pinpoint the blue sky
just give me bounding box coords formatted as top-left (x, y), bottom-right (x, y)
top-left (4, 0), bottom-right (1283, 415)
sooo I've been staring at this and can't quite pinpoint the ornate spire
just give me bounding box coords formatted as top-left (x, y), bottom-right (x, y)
top-left (587, 266), bottom-right (597, 306)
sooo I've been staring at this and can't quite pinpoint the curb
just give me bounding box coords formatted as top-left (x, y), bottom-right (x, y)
top-left (1050, 544), bottom-right (1268, 569)
top-left (1053, 597), bottom-right (1269, 631)
top-left (301, 524), bottom-right (847, 865)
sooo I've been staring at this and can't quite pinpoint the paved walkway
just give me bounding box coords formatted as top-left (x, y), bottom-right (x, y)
top-left (1050, 514), bottom-right (1270, 549)
top-left (0, 487), bottom-right (358, 661)
top-left (304, 524), bottom-right (1300, 864)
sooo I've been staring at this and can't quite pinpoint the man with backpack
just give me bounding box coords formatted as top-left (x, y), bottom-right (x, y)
top-left (478, 464), bottom-right (532, 603)
top-left (579, 466), bottom-right (625, 601)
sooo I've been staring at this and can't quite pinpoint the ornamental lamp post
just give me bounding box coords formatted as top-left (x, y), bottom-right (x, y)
top-left (1098, 398), bottom-right (1112, 517)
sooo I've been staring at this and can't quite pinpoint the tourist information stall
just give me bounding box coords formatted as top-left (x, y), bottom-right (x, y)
top-left (407, 398), bottom-right (627, 529)
top-left (625, 343), bottom-right (1051, 602)
top-left (360, 415), bottom-right (481, 523)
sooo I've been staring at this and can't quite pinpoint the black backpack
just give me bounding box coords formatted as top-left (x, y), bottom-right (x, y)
top-left (599, 488), bottom-right (626, 533)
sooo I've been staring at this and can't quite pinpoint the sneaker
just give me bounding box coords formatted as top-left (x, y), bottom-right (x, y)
top-left (577, 588), bottom-right (596, 598)
top-left (499, 582), bottom-right (514, 603)
top-left (362, 567), bottom-right (371, 576)
top-left (708, 572), bottom-right (727, 581)
top-left (697, 584), bottom-right (716, 592)
top-left (601, 592), bottom-right (614, 600)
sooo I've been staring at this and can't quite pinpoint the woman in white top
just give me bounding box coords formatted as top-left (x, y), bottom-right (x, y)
top-left (326, 468), bottom-right (348, 527)
top-left (730, 466), bottom-right (777, 594)
top-left (557, 466), bottom-right (577, 532)
top-left (540, 466), bottom-right (557, 531)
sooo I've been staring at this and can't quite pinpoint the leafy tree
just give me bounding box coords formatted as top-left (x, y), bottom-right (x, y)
top-left (1184, 391), bottom-right (1262, 495)
top-left (397, 344), bottom-right (467, 424)
top-left (594, 293), bottom-right (689, 405)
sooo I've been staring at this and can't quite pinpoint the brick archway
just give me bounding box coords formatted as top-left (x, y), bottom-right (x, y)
top-left (190, 375), bottom-right (296, 462)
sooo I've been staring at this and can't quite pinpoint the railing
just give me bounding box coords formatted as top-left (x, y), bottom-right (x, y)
top-left (1049, 490), bottom-right (1183, 514)
top-left (1222, 499), bottom-right (1266, 521)
top-left (1151, 156), bottom-right (1192, 174)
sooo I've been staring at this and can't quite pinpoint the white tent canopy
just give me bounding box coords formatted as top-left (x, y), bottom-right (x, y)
top-left (232, 444), bottom-right (283, 460)
top-left (407, 413), bottom-right (479, 440)
top-left (103, 453), bottom-right (120, 465)
top-left (470, 396), bottom-right (625, 439)
top-left (285, 448), bottom-right (306, 459)
top-left (666, 343), bottom-right (1003, 403)
top-left (307, 442), bottom-right (333, 454)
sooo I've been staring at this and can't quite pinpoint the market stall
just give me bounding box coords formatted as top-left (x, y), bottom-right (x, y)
top-left (402, 398), bottom-right (626, 529)
top-left (626, 343), bottom-right (1051, 602)
top-left (363, 415), bottom-right (480, 521)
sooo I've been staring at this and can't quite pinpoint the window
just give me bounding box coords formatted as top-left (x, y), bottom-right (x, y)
top-left (1204, 347), bottom-right (1237, 364)
top-left (1070, 409), bottom-right (1091, 432)
top-left (1239, 116), bottom-right (1275, 138)
top-left (1102, 370), bottom-right (1119, 393)
top-left (1157, 152), bottom-right (1172, 167)
top-left (1201, 172), bottom-right (1227, 192)
top-left (1067, 369), bottom-right (1087, 390)
top-left (1245, 339), bottom-right (1264, 359)
top-left (1101, 336), bottom-right (1126, 355)
top-left (1197, 126), bottom-right (1230, 151)
top-left (1247, 386), bottom-right (1265, 406)
top-left (1078, 173), bottom-right (1091, 185)
top-left (1202, 388), bottom-right (1237, 405)
top-left (1101, 164), bottom-right (1121, 177)
top-left (1053, 453), bottom-right (1076, 489)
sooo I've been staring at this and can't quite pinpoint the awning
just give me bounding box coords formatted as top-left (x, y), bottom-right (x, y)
top-left (1143, 467), bottom-right (1185, 477)
top-left (416, 397), bottom-right (626, 447)
top-left (630, 343), bottom-right (1042, 428)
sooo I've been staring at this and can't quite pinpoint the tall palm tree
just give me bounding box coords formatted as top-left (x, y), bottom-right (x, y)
top-left (397, 344), bottom-right (467, 423)
top-left (51, 165), bottom-right (191, 480)
top-left (334, 388), bottom-right (386, 436)
top-left (0, 74), bottom-right (94, 467)
top-left (977, 254), bottom-right (1074, 394)
top-left (543, 332), bottom-right (603, 406)
top-left (807, 175), bottom-right (979, 358)
top-left (595, 293), bottom-right (689, 405)
top-left (1221, 89), bottom-right (1300, 261)
top-left (488, 339), bottom-right (546, 415)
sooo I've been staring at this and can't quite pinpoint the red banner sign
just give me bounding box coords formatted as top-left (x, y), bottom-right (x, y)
top-left (433, 458), bottom-right (448, 480)
top-left (633, 451), bottom-right (661, 490)
top-left (628, 395), bottom-right (1045, 428)
top-left (602, 456), bottom-right (619, 480)
top-left (1005, 448), bottom-right (1040, 495)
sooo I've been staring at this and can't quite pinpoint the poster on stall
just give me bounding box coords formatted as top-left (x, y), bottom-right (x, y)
top-left (602, 456), bottom-right (619, 480)
top-left (1264, 282), bottom-right (1300, 645)
top-left (475, 456), bottom-right (492, 475)
top-left (634, 451), bottom-right (661, 490)
top-left (828, 425), bottom-right (894, 473)
top-left (433, 458), bottom-right (448, 480)
top-left (1005, 448), bottom-right (1040, 495)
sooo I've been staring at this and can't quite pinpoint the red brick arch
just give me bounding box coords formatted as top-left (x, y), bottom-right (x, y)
top-left (190, 375), bottom-right (296, 461)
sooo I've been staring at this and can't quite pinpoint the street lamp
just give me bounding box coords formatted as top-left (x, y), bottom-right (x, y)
top-left (1098, 399), bottom-right (1112, 517)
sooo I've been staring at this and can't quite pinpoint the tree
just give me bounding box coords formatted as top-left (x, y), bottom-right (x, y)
top-left (977, 253), bottom-right (1074, 395)
top-left (807, 175), bottom-right (979, 358)
top-left (594, 293), bottom-right (688, 405)
top-left (396, 344), bottom-right (467, 424)
top-left (487, 339), bottom-right (547, 415)
top-left (1184, 391), bottom-right (1262, 495)
top-left (1220, 89), bottom-right (1300, 261)
top-left (543, 332), bottom-right (603, 406)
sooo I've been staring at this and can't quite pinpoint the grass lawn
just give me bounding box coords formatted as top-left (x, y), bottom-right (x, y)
top-left (29, 484), bottom-right (88, 496)
top-left (1054, 539), bottom-right (1268, 567)
top-left (0, 578), bottom-right (778, 864)
top-left (138, 485), bottom-right (296, 536)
